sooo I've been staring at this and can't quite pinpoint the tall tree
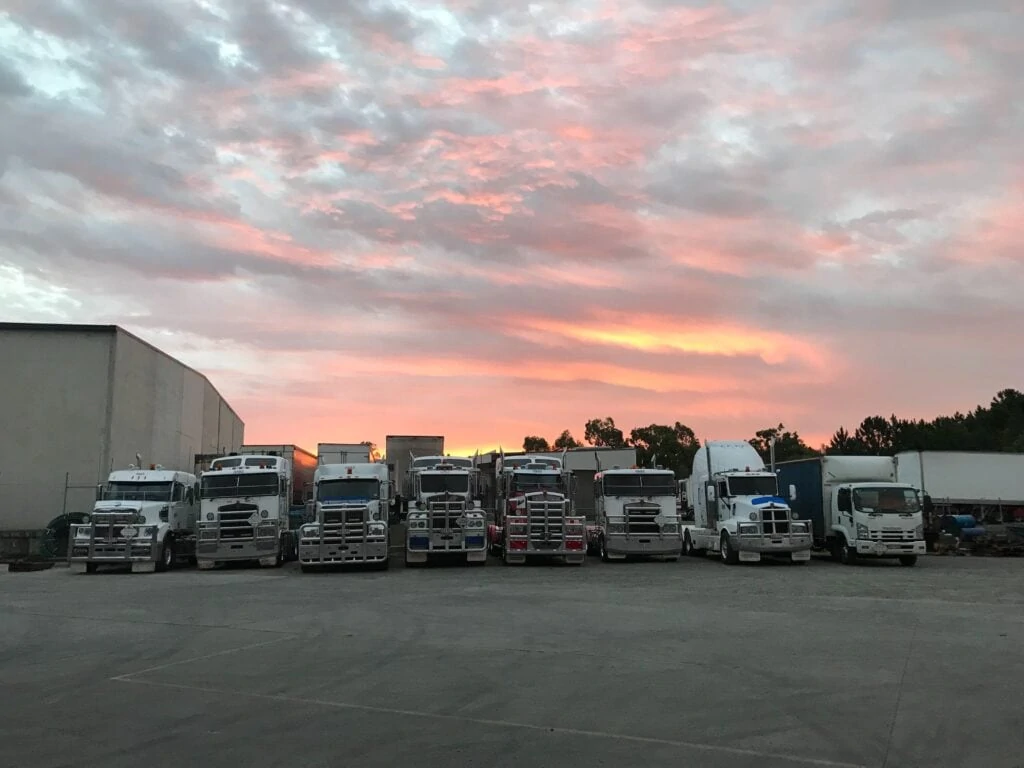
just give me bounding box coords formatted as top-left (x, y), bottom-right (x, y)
top-left (552, 430), bottom-right (580, 450)
top-left (361, 441), bottom-right (381, 461)
top-left (584, 417), bottom-right (627, 449)
top-left (749, 424), bottom-right (819, 464)
top-left (629, 422), bottom-right (701, 476)
top-left (522, 436), bottom-right (551, 452)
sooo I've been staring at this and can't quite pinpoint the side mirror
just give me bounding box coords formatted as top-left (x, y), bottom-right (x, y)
top-left (788, 484), bottom-right (797, 501)
top-left (706, 485), bottom-right (716, 502)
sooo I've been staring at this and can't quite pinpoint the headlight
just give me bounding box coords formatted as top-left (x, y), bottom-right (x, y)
top-left (914, 524), bottom-right (924, 539)
top-left (261, 509), bottom-right (269, 519)
top-left (791, 522), bottom-right (808, 534)
top-left (661, 524), bottom-right (679, 534)
top-left (749, 511), bottom-right (759, 522)
top-left (141, 526), bottom-right (156, 537)
top-left (371, 511), bottom-right (382, 521)
top-left (856, 523), bottom-right (869, 539)
top-left (738, 523), bottom-right (758, 535)
top-left (607, 524), bottom-right (625, 534)
top-left (135, 513), bottom-right (146, 524)
top-left (368, 522), bottom-right (386, 535)
top-left (206, 512), bottom-right (214, 521)
top-left (301, 525), bottom-right (320, 538)
top-left (75, 527), bottom-right (91, 538)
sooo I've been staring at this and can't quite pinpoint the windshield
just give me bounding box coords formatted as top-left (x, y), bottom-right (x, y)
top-left (726, 475), bottom-right (778, 497)
top-left (201, 473), bottom-right (279, 499)
top-left (512, 472), bottom-right (563, 494)
top-left (420, 474), bottom-right (469, 494)
top-left (318, 478), bottom-right (379, 502)
top-left (603, 474), bottom-right (675, 497)
top-left (103, 482), bottom-right (173, 502)
top-left (211, 458), bottom-right (242, 469)
top-left (854, 487), bottom-right (920, 514)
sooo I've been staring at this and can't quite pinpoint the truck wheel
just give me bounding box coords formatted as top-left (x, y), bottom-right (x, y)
top-left (599, 536), bottom-right (610, 563)
top-left (898, 555), bottom-right (918, 567)
top-left (683, 531), bottom-right (698, 557)
top-left (156, 538), bottom-right (174, 572)
top-left (839, 538), bottom-right (857, 565)
top-left (85, 563), bottom-right (98, 574)
top-left (720, 533), bottom-right (739, 565)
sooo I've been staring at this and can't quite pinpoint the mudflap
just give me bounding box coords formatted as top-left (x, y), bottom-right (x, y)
top-left (131, 562), bottom-right (156, 573)
top-left (258, 556), bottom-right (277, 567)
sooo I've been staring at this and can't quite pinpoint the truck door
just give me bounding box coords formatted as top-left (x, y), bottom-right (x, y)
top-left (837, 487), bottom-right (853, 531)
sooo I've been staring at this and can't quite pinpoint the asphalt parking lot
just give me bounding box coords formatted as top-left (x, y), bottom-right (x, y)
top-left (2, 554), bottom-right (1022, 768)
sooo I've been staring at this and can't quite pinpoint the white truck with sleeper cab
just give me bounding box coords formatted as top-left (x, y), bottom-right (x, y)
top-left (593, 468), bottom-right (681, 562)
top-left (684, 441), bottom-right (811, 564)
top-left (405, 460), bottom-right (486, 566)
top-left (70, 467), bottom-right (198, 574)
top-left (196, 454), bottom-right (298, 569)
top-left (299, 462), bottom-right (392, 571)
top-left (778, 456), bottom-right (925, 566)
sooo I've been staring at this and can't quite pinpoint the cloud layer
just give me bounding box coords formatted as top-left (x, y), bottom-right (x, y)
top-left (2, 0), bottom-right (1022, 455)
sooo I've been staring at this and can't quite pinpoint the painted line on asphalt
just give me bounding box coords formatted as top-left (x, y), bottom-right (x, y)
top-left (113, 675), bottom-right (868, 768)
top-left (111, 635), bottom-right (298, 680)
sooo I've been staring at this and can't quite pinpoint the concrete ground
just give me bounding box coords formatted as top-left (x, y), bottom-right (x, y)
top-left (1, 553), bottom-right (1022, 768)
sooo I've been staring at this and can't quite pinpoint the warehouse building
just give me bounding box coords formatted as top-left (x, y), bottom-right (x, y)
top-left (0, 323), bottom-right (243, 552)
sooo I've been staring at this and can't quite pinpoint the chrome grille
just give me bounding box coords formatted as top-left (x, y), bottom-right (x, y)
top-left (428, 498), bottom-right (465, 530)
top-left (526, 495), bottom-right (567, 546)
top-left (625, 504), bottom-right (660, 535)
top-left (760, 506), bottom-right (790, 535)
top-left (217, 509), bottom-right (256, 540)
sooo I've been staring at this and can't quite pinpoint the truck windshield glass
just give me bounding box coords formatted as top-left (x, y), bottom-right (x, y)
top-left (201, 473), bottom-right (279, 499)
top-left (318, 479), bottom-right (379, 502)
top-left (104, 482), bottom-right (173, 502)
top-left (512, 473), bottom-right (563, 493)
top-left (421, 474), bottom-right (469, 494)
top-left (853, 487), bottom-right (920, 513)
top-left (603, 474), bottom-right (676, 496)
top-left (211, 458), bottom-right (242, 468)
top-left (726, 475), bottom-right (778, 496)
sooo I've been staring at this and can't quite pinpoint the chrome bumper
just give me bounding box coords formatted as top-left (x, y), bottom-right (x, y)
top-left (605, 533), bottom-right (681, 556)
top-left (299, 538), bottom-right (388, 564)
top-left (734, 534), bottom-right (813, 555)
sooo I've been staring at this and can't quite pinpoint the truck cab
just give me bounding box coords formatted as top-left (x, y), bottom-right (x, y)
top-left (405, 460), bottom-right (486, 566)
top-left (685, 441), bottom-right (812, 564)
top-left (491, 459), bottom-right (585, 565)
top-left (70, 467), bottom-right (198, 574)
top-left (778, 456), bottom-right (925, 566)
top-left (593, 469), bottom-right (681, 562)
top-left (299, 462), bottom-right (392, 571)
top-left (196, 455), bottom-right (297, 569)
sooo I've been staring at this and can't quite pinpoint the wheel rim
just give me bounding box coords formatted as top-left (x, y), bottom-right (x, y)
top-left (720, 537), bottom-right (729, 561)
top-left (601, 538), bottom-right (607, 559)
top-left (163, 545), bottom-right (172, 567)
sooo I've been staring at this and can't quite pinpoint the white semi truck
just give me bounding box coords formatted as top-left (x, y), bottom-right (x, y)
top-left (196, 454), bottom-right (298, 569)
top-left (777, 456), bottom-right (926, 566)
top-left (299, 462), bottom-right (392, 571)
top-left (489, 456), bottom-right (586, 565)
top-left (70, 467), bottom-right (198, 574)
top-left (683, 440), bottom-right (811, 564)
top-left (405, 460), bottom-right (486, 566)
top-left (592, 468), bottom-right (681, 562)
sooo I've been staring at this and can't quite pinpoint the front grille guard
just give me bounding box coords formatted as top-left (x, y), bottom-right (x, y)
top-left (505, 493), bottom-right (584, 553)
top-left (71, 513), bottom-right (158, 561)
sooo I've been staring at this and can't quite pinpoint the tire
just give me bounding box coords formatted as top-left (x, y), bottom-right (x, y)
top-left (600, 536), bottom-right (610, 563)
top-left (720, 532), bottom-right (739, 565)
top-left (899, 555), bottom-right (918, 567)
top-left (156, 538), bottom-right (174, 572)
top-left (839, 538), bottom-right (857, 565)
top-left (683, 531), bottom-right (698, 557)
top-left (85, 563), bottom-right (98, 574)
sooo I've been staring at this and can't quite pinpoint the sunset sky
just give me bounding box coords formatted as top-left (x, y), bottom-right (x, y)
top-left (1, 0), bottom-right (1022, 457)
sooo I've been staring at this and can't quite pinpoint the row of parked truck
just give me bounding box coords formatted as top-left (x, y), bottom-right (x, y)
top-left (68, 435), bottom-right (941, 573)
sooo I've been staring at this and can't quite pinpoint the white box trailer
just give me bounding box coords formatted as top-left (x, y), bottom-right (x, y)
top-left (384, 435), bottom-right (444, 510)
top-left (895, 451), bottom-right (1024, 506)
top-left (317, 443), bottom-right (372, 465)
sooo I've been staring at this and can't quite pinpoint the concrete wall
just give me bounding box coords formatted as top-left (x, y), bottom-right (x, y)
top-left (0, 328), bottom-right (115, 529)
top-left (108, 331), bottom-right (243, 473)
top-left (0, 325), bottom-right (244, 535)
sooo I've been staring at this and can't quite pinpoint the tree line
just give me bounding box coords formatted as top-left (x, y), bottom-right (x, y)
top-left (521, 389), bottom-right (1024, 477)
